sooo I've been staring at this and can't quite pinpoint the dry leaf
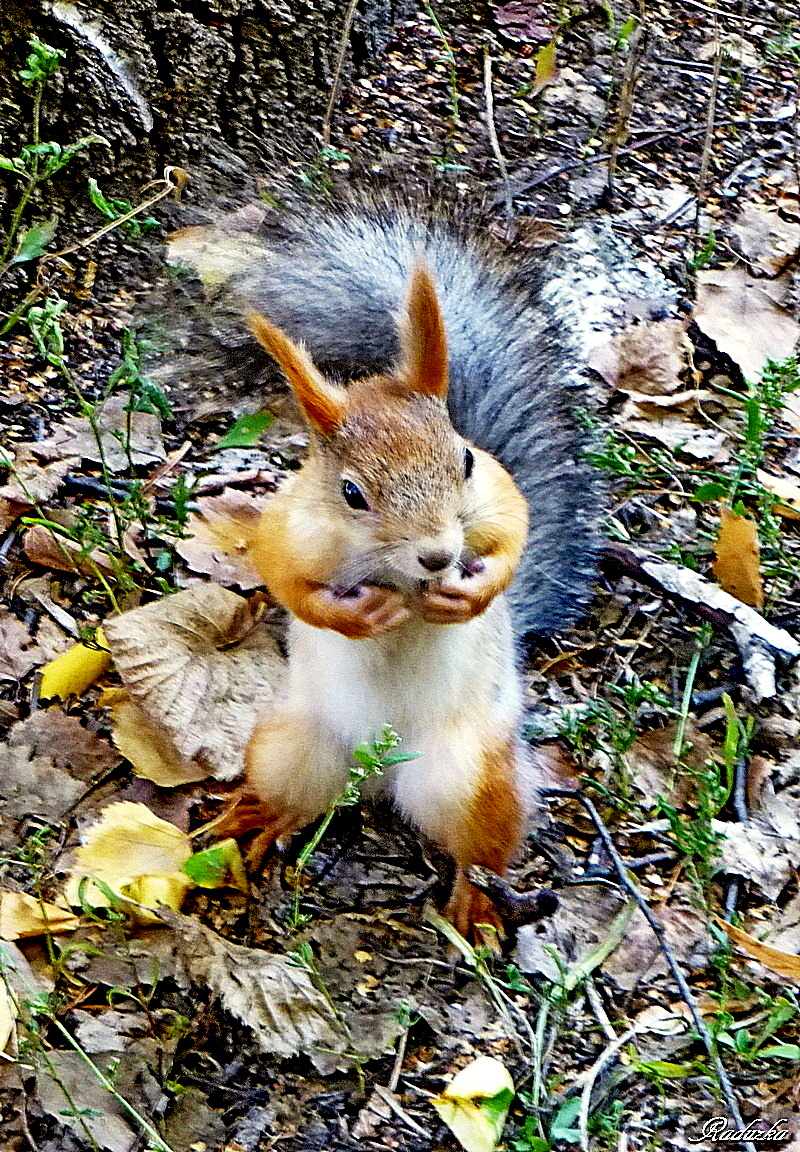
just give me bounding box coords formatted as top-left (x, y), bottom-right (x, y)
top-left (23, 523), bottom-right (116, 577)
top-left (731, 203), bottom-right (800, 276)
top-left (176, 489), bottom-right (270, 588)
top-left (492, 0), bottom-right (552, 44)
top-left (712, 506), bottom-right (763, 609)
top-left (532, 40), bottom-right (557, 95)
top-left (101, 687), bottom-right (206, 786)
top-left (712, 818), bottom-right (798, 901)
top-left (756, 469), bottom-right (800, 521)
top-left (35, 1050), bottom-right (139, 1152)
top-left (65, 801), bottom-right (193, 923)
top-left (0, 611), bottom-right (43, 681)
top-left (695, 265), bottom-right (800, 382)
top-left (715, 918), bottom-right (800, 979)
top-left (0, 890), bottom-right (80, 940)
top-left (102, 584), bottom-right (285, 781)
top-left (27, 395), bottom-right (165, 471)
top-left (608, 320), bottom-right (692, 395)
top-left (0, 450), bottom-right (76, 531)
top-left (162, 908), bottom-right (350, 1064)
top-left (39, 628), bottom-right (111, 700)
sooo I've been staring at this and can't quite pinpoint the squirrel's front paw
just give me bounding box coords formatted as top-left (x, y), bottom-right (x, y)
top-left (325, 584), bottom-right (411, 639)
top-left (418, 563), bottom-right (495, 624)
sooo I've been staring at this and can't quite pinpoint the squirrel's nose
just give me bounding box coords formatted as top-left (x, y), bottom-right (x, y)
top-left (418, 550), bottom-right (454, 572)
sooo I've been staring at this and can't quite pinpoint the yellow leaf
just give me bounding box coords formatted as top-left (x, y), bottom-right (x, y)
top-left (432, 1057), bottom-right (515, 1152)
top-left (65, 801), bottom-right (193, 924)
top-left (715, 917), bottom-right (800, 979)
top-left (101, 688), bottom-right (207, 787)
top-left (0, 891), bottom-right (80, 940)
top-left (39, 627), bottom-right (111, 700)
top-left (712, 506), bottom-right (763, 609)
top-left (532, 41), bottom-right (557, 95)
top-left (0, 976), bottom-right (15, 1053)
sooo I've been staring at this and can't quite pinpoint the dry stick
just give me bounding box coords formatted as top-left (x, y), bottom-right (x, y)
top-left (321, 0), bottom-right (361, 148)
top-left (606, 28), bottom-right (647, 199)
top-left (694, 39), bottom-right (723, 243)
top-left (578, 1026), bottom-right (638, 1152)
top-left (483, 53), bottom-right (513, 220)
top-left (541, 789), bottom-right (756, 1152)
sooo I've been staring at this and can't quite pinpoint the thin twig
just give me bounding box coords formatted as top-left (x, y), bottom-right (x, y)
top-left (578, 1026), bottom-right (638, 1152)
top-left (607, 28), bottom-right (647, 199)
top-left (483, 53), bottom-right (513, 220)
top-left (541, 789), bottom-right (756, 1152)
top-left (694, 34), bottom-right (723, 242)
top-left (321, 0), bottom-right (361, 147)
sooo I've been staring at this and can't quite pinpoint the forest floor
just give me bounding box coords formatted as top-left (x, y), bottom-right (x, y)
top-left (1, 2), bottom-right (800, 1151)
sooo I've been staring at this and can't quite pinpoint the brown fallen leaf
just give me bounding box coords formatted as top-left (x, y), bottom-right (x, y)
top-left (0, 449), bottom-right (76, 531)
top-left (715, 917), bottom-right (800, 980)
top-left (25, 394), bottom-right (165, 471)
top-left (176, 489), bottom-right (270, 589)
top-left (712, 505), bottom-right (763, 610)
top-left (594, 319), bottom-right (693, 395)
top-left (22, 523), bottom-right (116, 577)
top-left (695, 265), bottom-right (800, 382)
top-left (0, 611), bottom-right (44, 681)
top-left (731, 202), bottom-right (800, 276)
top-left (712, 818), bottom-right (798, 901)
top-left (162, 908), bottom-right (350, 1066)
top-left (102, 584), bottom-right (285, 781)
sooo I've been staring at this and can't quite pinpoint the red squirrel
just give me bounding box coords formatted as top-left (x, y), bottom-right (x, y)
top-left (189, 205), bottom-right (599, 937)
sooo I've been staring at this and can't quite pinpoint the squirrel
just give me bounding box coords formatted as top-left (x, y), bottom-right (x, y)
top-left (200, 203), bottom-right (600, 938)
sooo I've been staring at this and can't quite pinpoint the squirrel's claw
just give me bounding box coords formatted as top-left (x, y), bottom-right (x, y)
top-left (324, 584), bottom-right (411, 638)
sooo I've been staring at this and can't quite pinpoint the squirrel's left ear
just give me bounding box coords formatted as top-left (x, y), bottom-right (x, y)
top-left (398, 263), bottom-right (449, 398)
top-left (247, 312), bottom-right (347, 437)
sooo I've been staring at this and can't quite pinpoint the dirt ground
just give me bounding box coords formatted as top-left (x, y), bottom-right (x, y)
top-left (1, 2), bottom-right (800, 1151)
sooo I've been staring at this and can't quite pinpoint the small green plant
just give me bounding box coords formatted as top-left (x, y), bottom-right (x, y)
top-left (0, 37), bottom-right (105, 275)
top-left (87, 178), bottom-right (160, 238)
top-left (559, 677), bottom-right (671, 803)
top-left (713, 996), bottom-right (800, 1063)
top-left (688, 227), bottom-right (716, 272)
top-left (421, 0), bottom-right (460, 125)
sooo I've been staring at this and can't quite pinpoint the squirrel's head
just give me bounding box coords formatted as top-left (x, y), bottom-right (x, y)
top-left (248, 264), bottom-right (474, 587)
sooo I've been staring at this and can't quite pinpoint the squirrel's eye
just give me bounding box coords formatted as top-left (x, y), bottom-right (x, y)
top-left (342, 479), bottom-right (369, 511)
top-left (464, 447), bottom-right (475, 480)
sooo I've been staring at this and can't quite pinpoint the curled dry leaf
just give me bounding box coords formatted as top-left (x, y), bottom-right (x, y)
top-left (167, 224), bottom-right (268, 289)
top-left (712, 506), bottom-right (763, 610)
top-left (39, 628), bottom-right (111, 700)
top-left (715, 917), bottom-right (800, 980)
top-left (23, 523), bottom-right (116, 577)
top-left (695, 265), bottom-right (800, 382)
top-left (161, 908), bottom-right (350, 1064)
top-left (102, 584), bottom-right (284, 781)
top-left (0, 890), bottom-right (80, 940)
top-left (593, 319), bottom-right (692, 395)
top-left (176, 489), bottom-right (270, 589)
top-left (65, 800), bottom-right (193, 923)
top-left (712, 818), bottom-right (798, 901)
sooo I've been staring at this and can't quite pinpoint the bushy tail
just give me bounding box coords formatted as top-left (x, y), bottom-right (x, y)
top-left (170, 202), bottom-right (601, 637)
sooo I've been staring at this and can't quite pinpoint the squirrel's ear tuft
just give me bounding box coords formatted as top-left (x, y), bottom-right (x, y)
top-left (247, 312), bottom-right (347, 437)
top-left (398, 263), bottom-right (449, 398)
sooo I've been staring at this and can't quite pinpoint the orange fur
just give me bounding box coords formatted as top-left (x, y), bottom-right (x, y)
top-left (445, 735), bottom-right (522, 938)
top-left (398, 264), bottom-right (449, 397)
top-left (247, 312), bottom-right (347, 436)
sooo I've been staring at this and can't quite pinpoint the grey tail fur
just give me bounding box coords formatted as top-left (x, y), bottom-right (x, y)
top-left (214, 202), bottom-right (600, 637)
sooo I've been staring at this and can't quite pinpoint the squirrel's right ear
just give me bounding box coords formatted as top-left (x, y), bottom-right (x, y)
top-left (247, 313), bottom-right (347, 437)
